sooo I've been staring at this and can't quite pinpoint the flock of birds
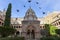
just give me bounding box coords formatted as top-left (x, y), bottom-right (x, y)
top-left (17, 0), bottom-right (45, 14)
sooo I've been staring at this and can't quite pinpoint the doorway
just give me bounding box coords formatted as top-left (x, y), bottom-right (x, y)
top-left (31, 30), bottom-right (35, 39)
top-left (16, 31), bottom-right (20, 35)
top-left (27, 29), bottom-right (35, 39)
top-left (26, 25), bottom-right (36, 39)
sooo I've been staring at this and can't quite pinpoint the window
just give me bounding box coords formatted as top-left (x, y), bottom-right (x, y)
top-left (16, 31), bottom-right (20, 35)
top-left (40, 26), bottom-right (42, 28)
top-left (0, 22), bottom-right (1, 24)
top-left (14, 26), bottom-right (18, 28)
top-left (11, 26), bottom-right (13, 28)
top-left (19, 26), bottom-right (21, 28)
top-left (56, 23), bottom-right (58, 25)
top-left (54, 24), bottom-right (56, 26)
top-left (14, 26), bottom-right (15, 28)
top-left (59, 22), bottom-right (60, 25)
top-left (43, 26), bottom-right (45, 28)
top-left (16, 26), bottom-right (18, 28)
top-left (2, 23), bottom-right (3, 25)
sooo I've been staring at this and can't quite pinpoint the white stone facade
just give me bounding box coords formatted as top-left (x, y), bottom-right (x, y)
top-left (0, 8), bottom-right (60, 38)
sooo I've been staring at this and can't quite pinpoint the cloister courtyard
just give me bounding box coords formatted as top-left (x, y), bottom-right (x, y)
top-left (0, 0), bottom-right (60, 40)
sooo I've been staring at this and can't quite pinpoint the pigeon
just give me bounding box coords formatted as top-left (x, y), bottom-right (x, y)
top-left (24, 5), bottom-right (26, 7)
top-left (17, 10), bottom-right (19, 12)
top-left (36, 2), bottom-right (39, 4)
top-left (28, 0), bottom-right (31, 3)
top-left (43, 12), bottom-right (45, 14)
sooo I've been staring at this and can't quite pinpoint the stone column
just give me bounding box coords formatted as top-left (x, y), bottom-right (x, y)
top-left (19, 28), bottom-right (22, 37)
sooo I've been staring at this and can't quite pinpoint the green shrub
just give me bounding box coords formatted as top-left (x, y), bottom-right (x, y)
top-left (0, 27), bottom-right (16, 37)
top-left (0, 37), bottom-right (25, 40)
top-left (40, 37), bottom-right (54, 40)
top-left (40, 36), bottom-right (60, 40)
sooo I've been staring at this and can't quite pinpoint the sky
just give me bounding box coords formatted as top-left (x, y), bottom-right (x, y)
top-left (0, 0), bottom-right (60, 18)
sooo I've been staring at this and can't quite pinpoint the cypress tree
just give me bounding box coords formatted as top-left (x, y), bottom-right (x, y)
top-left (4, 3), bottom-right (12, 27)
top-left (0, 3), bottom-right (16, 37)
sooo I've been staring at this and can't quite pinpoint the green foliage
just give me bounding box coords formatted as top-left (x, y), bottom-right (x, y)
top-left (40, 36), bottom-right (60, 40)
top-left (0, 3), bottom-right (16, 37)
top-left (40, 37), bottom-right (54, 40)
top-left (55, 29), bottom-right (60, 35)
top-left (0, 27), bottom-right (16, 37)
top-left (4, 3), bottom-right (12, 27)
top-left (45, 24), bottom-right (50, 32)
top-left (44, 24), bottom-right (48, 29)
top-left (40, 29), bottom-right (47, 36)
top-left (44, 24), bottom-right (50, 36)
top-left (50, 25), bottom-right (57, 35)
top-left (44, 24), bottom-right (58, 36)
top-left (0, 37), bottom-right (25, 40)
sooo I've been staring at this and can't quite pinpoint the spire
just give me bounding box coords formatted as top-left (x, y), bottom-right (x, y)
top-left (24, 7), bottom-right (37, 20)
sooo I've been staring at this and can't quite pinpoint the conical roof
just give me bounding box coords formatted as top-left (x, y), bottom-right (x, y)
top-left (24, 7), bottom-right (37, 20)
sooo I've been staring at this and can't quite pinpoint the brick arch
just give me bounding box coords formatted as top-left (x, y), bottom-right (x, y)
top-left (26, 25), bottom-right (36, 31)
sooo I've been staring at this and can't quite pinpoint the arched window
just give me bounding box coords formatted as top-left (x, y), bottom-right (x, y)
top-left (16, 26), bottom-right (18, 28)
top-left (27, 30), bottom-right (30, 35)
top-left (19, 26), bottom-right (21, 28)
top-left (43, 26), bottom-right (45, 28)
top-left (59, 22), bottom-right (60, 25)
top-left (40, 26), bottom-right (42, 28)
top-left (56, 23), bottom-right (58, 25)
top-left (0, 22), bottom-right (1, 24)
top-left (14, 26), bottom-right (16, 28)
top-left (16, 31), bottom-right (20, 35)
top-left (2, 23), bottom-right (3, 25)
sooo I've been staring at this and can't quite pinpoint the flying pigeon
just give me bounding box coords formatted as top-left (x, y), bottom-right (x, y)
top-left (36, 2), bottom-right (39, 4)
top-left (17, 10), bottom-right (19, 12)
top-left (28, 0), bottom-right (31, 3)
top-left (24, 5), bottom-right (26, 7)
top-left (43, 12), bottom-right (45, 14)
